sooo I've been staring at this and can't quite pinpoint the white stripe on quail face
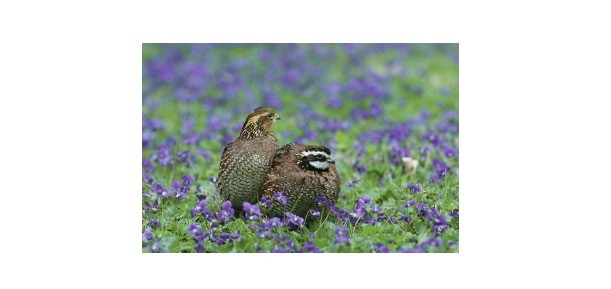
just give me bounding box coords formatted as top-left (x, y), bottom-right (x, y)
top-left (309, 160), bottom-right (330, 170)
top-left (298, 150), bottom-right (331, 159)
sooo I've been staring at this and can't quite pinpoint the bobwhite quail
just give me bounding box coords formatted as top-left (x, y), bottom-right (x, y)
top-left (262, 143), bottom-right (340, 219)
top-left (217, 107), bottom-right (280, 212)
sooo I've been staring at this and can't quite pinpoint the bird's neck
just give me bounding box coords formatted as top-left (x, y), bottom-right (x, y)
top-left (238, 124), bottom-right (267, 140)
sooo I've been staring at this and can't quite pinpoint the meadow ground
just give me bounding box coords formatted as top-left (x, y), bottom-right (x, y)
top-left (142, 43), bottom-right (459, 253)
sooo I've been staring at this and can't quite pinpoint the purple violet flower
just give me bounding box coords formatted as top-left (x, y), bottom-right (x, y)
top-left (399, 215), bottom-right (413, 223)
top-left (144, 199), bottom-right (159, 214)
top-left (450, 211), bottom-right (459, 218)
top-left (308, 209), bottom-right (321, 217)
top-left (271, 247), bottom-right (287, 253)
top-left (284, 212), bottom-right (305, 230)
top-left (302, 242), bottom-right (323, 253)
top-left (432, 215), bottom-right (449, 236)
top-left (172, 175), bottom-right (194, 199)
top-left (145, 238), bottom-right (169, 253)
top-left (353, 143), bottom-right (366, 158)
top-left (443, 145), bottom-right (458, 158)
top-left (327, 95), bottom-right (343, 109)
top-left (421, 236), bottom-right (444, 248)
top-left (417, 202), bottom-right (429, 212)
top-left (387, 123), bottom-right (413, 144)
top-left (372, 243), bottom-right (390, 253)
top-left (333, 226), bottom-right (350, 245)
top-left (429, 158), bottom-right (452, 184)
top-left (353, 161), bottom-right (367, 174)
top-left (187, 222), bottom-right (202, 237)
top-left (397, 247), bottom-right (425, 253)
top-left (190, 199), bottom-right (212, 220)
top-left (260, 195), bottom-right (272, 207)
top-left (264, 90), bottom-right (284, 109)
top-left (149, 218), bottom-right (160, 227)
top-left (270, 217), bottom-right (284, 227)
top-left (151, 182), bottom-right (169, 198)
top-left (390, 144), bottom-right (410, 165)
top-left (422, 130), bottom-right (442, 147)
top-left (142, 227), bottom-right (154, 243)
top-left (142, 131), bottom-right (154, 148)
top-left (407, 183), bottom-right (421, 194)
top-left (304, 130), bottom-right (318, 140)
top-left (347, 178), bottom-right (360, 187)
top-left (156, 145), bottom-right (173, 167)
top-left (370, 204), bottom-right (382, 214)
top-left (210, 219), bottom-right (219, 228)
top-left (273, 192), bottom-right (288, 205)
top-left (197, 149), bottom-right (212, 162)
top-left (316, 196), bottom-right (331, 207)
top-left (285, 239), bottom-right (299, 252)
top-left (229, 232), bottom-right (243, 242)
top-left (217, 200), bottom-right (234, 222)
top-left (195, 243), bottom-right (205, 253)
top-left (243, 202), bottom-right (262, 221)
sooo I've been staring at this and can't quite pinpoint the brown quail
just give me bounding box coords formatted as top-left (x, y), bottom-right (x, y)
top-left (262, 143), bottom-right (340, 219)
top-left (217, 107), bottom-right (280, 212)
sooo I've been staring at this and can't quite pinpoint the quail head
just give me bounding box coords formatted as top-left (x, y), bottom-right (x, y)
top-left (217, 107), bottom-right (280, 213)
top-left (262, 143), bottom-right (340, 219)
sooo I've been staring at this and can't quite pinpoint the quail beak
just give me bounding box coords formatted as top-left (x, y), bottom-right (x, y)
top-left (274, 114), bottom-right (281, 121)
top-left (327, 157), bottom-right (335, 164)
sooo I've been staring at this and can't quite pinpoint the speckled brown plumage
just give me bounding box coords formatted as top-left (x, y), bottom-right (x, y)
top-left (262, 143), bottom-right (340, 219)
top-left (217, 107), bottom-right (280, 212)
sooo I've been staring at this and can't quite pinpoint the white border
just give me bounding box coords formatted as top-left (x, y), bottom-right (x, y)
top-left (2, 0), bottom-right (610, 288)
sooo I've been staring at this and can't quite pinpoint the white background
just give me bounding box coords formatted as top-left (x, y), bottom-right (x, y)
top-left (1, 0), bottom-right (610, 288)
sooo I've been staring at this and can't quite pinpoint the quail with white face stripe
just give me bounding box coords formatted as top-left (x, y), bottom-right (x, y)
top-left (262, 143), bottom-right (340, 219)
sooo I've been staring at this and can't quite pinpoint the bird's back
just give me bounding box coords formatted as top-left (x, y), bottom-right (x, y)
top-left (218, 133), bottom-right (279, 211)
